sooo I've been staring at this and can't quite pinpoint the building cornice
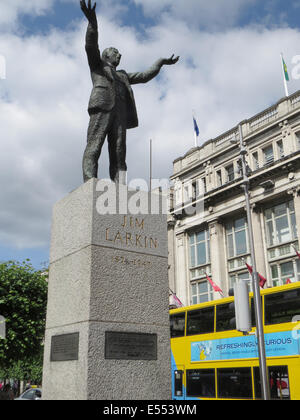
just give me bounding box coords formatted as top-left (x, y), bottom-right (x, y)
top-left (170, 152), bottom-right (300, 217)
top-left (171, 90), bottom-right (300, 180)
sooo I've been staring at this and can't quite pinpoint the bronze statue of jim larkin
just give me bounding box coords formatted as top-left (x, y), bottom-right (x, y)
top-left (80, 0), bottom-right (179, 183)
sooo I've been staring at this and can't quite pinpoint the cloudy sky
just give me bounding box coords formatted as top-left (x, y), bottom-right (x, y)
top-left (1, 0), bottom-right (300, 269)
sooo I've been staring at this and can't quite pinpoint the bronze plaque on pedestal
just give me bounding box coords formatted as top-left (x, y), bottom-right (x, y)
top-left (50, 332), bottom-right (79, 362)
top-left (105, 331), bottom-right (157, 360)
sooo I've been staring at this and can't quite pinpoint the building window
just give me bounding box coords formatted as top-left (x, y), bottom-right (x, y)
top-left (252, 152), bottom-right (259, 170)
top-left (265, 200), bottom-right (298, 287)
top-left (184, 183), bottom-right (191, 203)
top-left (225, 164), bottom-right (235, 183)
top-left (200, 177), bottom-right (207, 194)
top-left (226, 217), bottom-right (249, 258)
top-left (263, 144), bottom-right (274, 165)
top-left (192, 180), bottom-right (197, 201)
top-left (265, 201), bottom-right (297, 246)
top-left (191, 281), bottom-right (213, 304)
top-left (189, 229), bottom-right (212, 303)
top-left (277, 140), bottom-right (284, 159)
top-left (295, 131), bottom-right (300, 150)
top-left (216, 170), bottom-right (222, 187)
top-left (229, 271), bottom-right (251, 290)
top-left (268, 242), bottom-right (299, 260)
top-left (174, 182), bottom-right (183, 206)
top-left (270, 259), bottom-right (300, 287)
top-left (189, 229), bottom-right (210, 268)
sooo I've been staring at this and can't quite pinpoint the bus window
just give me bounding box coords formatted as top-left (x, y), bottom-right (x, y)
top-left (250, 297), bottom-right (256, 327)
top-left (254, 366), bottom-right (290, 400)
top-left (170, 313), bottom-right (186, 338)
top-left (174, 370), bottom-right (183, 397)
top-left (186, 369), bottom-right (216, 398)
top-left (186, 307), bottom-right (214, 336)
top-left (250, 296), bottom-right (262, 328)
top-left (216, 303), bottom-right (235, 332)
top-left (253, 367), bottom-right (262, 400)
top-left (265, 289), bottom-right (300, 325)
top-left (217, 368), bottom-right (252, 399)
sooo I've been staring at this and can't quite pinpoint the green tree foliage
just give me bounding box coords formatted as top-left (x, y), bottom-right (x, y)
top-left (0, 354), bottom-right (44, 384)
top-left (0, 260), bottom-right (48, 381)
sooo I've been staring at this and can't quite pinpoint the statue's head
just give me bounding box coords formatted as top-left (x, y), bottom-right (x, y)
top-left (102, 47), bottom-right (122, 68)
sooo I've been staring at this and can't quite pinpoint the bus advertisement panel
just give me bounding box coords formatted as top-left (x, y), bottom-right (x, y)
top-left (191, 331), bottom-right (299, 362)
top-left (170, 283), bottom-right (300, 400)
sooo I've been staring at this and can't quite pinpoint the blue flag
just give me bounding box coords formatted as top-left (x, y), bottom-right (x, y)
top-left (193, 117), bottom-right (199, 137)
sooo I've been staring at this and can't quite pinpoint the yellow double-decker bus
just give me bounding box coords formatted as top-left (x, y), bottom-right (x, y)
top-left (170, 282), bottom-right (300, 400)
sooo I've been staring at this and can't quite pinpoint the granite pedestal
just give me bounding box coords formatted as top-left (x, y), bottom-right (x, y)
top-left (42, 179), bottom-right (171, 400)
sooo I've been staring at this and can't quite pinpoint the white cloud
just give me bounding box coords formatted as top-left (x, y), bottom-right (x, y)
top-left (0, 0), bottom-right (55, 28)
top-left (0, 25), bottom-right (87, 248)
top-left (132, 0), bottom-right (258, 29)
top-left (1, 2), bottom-right (300, 251)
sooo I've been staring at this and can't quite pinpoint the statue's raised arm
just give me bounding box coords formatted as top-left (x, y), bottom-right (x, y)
top-left (80, 0), bottom-right (180, 184)
top-left (127, 54), bottom-right (180, 85)
top-left (80, 0), bottom-right (101, 72)
top-left (161, 54), bottom-right (180, 66)
top-left (80, 0), bottom-right (97, 23)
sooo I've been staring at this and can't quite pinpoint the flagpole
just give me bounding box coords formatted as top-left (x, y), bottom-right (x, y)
top-left (169, 288), bottom-right (183, 307)
top-left (292, 244), bottom-right (300, 259)
top-left (205, 273), bottom-right (224, 298)
top-left (194, 131), bottom-right (198, 148)
top-left (149, 139), bottom-right (152, 192)
top-left (192, 111), bottom-right (199, 148)
top-left (238, 124), bottom-right (270, 400)
top-left (281, 53), bottom-right (289, 97)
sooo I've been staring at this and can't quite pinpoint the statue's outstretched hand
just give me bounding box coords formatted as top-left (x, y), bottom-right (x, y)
top-left (162, 55), bottom-right (180, 66)
top-left (80, 0), bottom-right (97, 22)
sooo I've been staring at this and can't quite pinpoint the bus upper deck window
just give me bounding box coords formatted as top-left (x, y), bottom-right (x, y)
top-left (170, 313), bottom-right (186, 338)
top-left (216, 303), bottom-right (236, 332)
top-left (265, 289), bottom-right (300, 325)
top-left (186, 307), bottom-right (214, 336)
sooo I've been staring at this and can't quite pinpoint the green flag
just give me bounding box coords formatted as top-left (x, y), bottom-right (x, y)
top-left (282, 56), bottom-right (289, 82)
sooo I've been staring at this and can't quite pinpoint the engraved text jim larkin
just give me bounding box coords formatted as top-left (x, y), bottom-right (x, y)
top-left (105, 216), bottom-right (159, 249)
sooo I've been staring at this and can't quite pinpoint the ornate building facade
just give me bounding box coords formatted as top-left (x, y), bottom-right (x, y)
top-left (168, 92), bottom-right (300, 306)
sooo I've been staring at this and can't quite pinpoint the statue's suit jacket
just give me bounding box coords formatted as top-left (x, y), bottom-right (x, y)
top-left (85, 22), bottom-right (163, 129)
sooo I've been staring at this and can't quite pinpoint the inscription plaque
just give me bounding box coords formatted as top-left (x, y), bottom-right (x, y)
top-left (105, 332), bottom-right (157, 361)
top-left (50, 332), bottom-right (79, 362)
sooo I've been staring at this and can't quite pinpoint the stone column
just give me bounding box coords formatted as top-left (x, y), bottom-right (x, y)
top-left (209, 219), bottom-right (227, 298)
top-left (42, 179), bottom-right (171, 400)
top-left (288, 187), bottom-right (300, 244)
top-left (174, 231), bottom-right (188, 306)
top-left (295, 193), bottom-right (300, 244)
top-left (251, 206), bottom-right (267, 279)
top-left (167, 218), bottom-right (176, 294)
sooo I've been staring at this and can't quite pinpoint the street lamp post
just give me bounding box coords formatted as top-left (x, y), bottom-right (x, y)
top-left (238, 124), bottom-right (270, 400)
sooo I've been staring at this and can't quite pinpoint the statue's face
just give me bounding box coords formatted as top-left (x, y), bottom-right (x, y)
top-left (106, 48), bottom-right (122, 67)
